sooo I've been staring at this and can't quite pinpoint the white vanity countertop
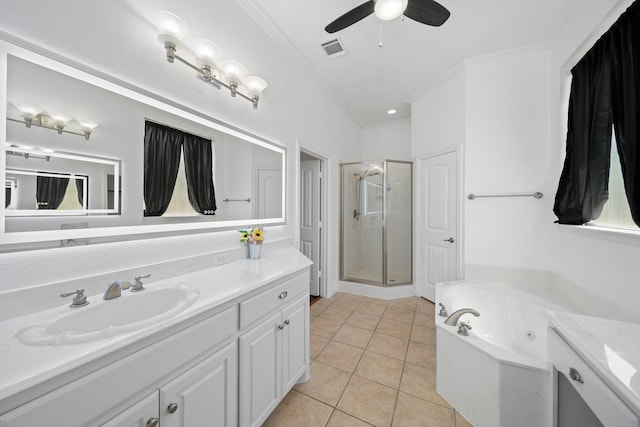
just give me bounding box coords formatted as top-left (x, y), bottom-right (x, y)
top-left (545, 311), bottom-right (640, 414)
top-left (0, 247), bottom-right (311, 406)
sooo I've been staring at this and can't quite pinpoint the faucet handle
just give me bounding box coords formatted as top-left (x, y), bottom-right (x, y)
top-left (457, 321), bottom-right (472, 336)
top-left (438, 303), bottom-right (448, 317)
top-left (61, 289), bottom-right (89, 308)
top-left (131, 274), bottom-right (150, 292)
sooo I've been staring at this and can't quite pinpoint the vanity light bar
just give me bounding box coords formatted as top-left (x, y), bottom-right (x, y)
top-left (6, 149), bottom-right (51, 162)
top-left (152, 10), bottom-right (267, 109)
top-left (7, 114), bottom-right (97, 140)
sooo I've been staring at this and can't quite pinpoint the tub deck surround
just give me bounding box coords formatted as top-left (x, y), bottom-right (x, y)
top-left (0, 247), bottom-right (312, 414)
top-left (545, 310), bottom-right (640, 417)
top-left (435, 280), bottom-right (574, 427)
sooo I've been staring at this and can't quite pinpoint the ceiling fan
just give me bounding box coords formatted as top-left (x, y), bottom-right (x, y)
top-left (325, 0), bottom-right (450, 33)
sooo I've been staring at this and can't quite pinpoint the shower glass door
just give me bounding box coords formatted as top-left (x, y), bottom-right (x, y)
top-left (340, 161), bottom-right (384, 285)
top-left (384, 161), bottom-right (412, 285)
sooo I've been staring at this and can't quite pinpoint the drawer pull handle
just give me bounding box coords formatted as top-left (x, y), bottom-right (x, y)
top-left (569, 367), bottom-right (584, 384)
top-left (278, 291), bottom-right (288, 299)
top-left (167, 402), bottom-right (179, 414)
top-left (147, 418), bottom-right (159, 427)
top-left (278, 324), bottom-right (285, 330)
top-left (284, 319), bottom-right (290, 325)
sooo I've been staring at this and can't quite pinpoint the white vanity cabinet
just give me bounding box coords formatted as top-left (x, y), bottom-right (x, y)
top-left (0, 253), bottom-right (311, 427)
top-left (159, 341), bottom-right (237, 427)
top-left (545, 311), bottom-right (640, 427)
top-left (549, 328), bottom-right (639, 427)
top-left (102, 341), bottom-right (237, 427)
top-left (238, 275), bottom-right (309, 427)
top-left (101, 392), bottom-right (159, 427)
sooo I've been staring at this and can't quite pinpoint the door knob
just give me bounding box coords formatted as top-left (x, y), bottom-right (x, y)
top-left (569, 367), bottom-right (584, 384)
top-left (147, 418), bottom-right (159, 427)
top-left (443, 237), bottom-right (455, 243)
top-left (167, 402), bottom-right (179, 414)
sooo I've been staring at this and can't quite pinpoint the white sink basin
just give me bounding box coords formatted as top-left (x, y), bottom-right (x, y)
top-left (17, 285), bottom-right (199, 346)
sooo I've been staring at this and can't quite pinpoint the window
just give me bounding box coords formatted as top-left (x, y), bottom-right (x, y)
top-left (162, 147), bottom-right (216, 216)
top-left (554, 1), bottom-right (640, 229)
top-left (143, 121), bottom-right (217, 217)
top-left (591, 132), bottom-right (638, 230)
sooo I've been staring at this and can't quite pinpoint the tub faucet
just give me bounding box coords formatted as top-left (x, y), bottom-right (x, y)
top-left (444, 308), bottom-right (480, 326)
top-left (103, 280), bottom-right (131, 300)
top-left (438, 303), bottom-right (448, 317)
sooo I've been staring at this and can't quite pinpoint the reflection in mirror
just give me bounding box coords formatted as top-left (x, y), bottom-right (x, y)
top-left (5, 147), bottom-right (119, 216)
top-left (3, 49), bottom-right (284, 242)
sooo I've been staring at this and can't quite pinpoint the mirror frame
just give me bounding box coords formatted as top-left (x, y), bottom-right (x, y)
top-left (0, 37), bottom-right (286, 248)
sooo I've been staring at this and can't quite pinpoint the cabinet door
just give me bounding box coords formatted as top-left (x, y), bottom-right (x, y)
top-left (160, 341), bottom-right (237, 427)
top-left (101, 392), bottom-right (159, 427)
top-left (239, 312), bottom-right (281, 427)
top-left (282, 296), bottom-right (309, 393)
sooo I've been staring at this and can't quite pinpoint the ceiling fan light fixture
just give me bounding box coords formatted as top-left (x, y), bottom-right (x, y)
top-left (374, 0), bottom-right (408, 21)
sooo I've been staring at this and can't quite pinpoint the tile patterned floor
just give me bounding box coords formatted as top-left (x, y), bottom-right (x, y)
top-left (263, 293), bottom-right (473, 427)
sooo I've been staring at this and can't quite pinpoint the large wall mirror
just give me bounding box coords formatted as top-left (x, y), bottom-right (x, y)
top-left (1, 40), bottom-right (285, 248)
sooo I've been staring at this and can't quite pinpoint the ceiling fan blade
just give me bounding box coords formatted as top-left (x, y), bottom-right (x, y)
top-left (404, 0), bottom-right (450, 27)
top-left (325, 1), bottom-right (375, 33)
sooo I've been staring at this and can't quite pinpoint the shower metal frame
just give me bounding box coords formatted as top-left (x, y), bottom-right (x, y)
top-left (339, 160), bottom-right (413, 287)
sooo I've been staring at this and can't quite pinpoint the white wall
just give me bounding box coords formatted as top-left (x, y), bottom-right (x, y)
top-left (547, 0), bottom-right (640, 317)
top-left (464, 46), bottom-right (553, 270)
top-left (411, 0), bottom-right (640, 317)
top-left (361, 118), bottom-right (411, 160)
top-left (411, 46), bottom-right (552, 272)
top-left (411, 67), bottom-right (466, 157)
top-left (0, 1), bottom-right (360, 297)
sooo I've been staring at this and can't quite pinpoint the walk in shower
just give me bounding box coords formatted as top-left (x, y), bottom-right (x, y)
top-left (340, 160), bottom-right (412, 286)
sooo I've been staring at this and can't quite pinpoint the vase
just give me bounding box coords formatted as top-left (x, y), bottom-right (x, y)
top-left (248, 242), bottom-right (262, 259)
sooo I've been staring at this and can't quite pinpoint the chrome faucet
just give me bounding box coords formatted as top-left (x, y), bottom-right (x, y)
top-left (103, 280), bottom-right (131, 300)
top-left (444, 308), bottom-right (480, 326)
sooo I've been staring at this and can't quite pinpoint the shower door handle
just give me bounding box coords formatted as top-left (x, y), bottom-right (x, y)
top-left (443, 237), bottom-right (455, 243)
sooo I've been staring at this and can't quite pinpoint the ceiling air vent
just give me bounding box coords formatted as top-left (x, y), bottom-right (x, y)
top-left (321, 38), bottom-right (347, 58)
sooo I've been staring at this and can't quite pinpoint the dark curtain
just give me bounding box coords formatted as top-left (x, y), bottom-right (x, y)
top-left (5, 187), bottom-right (11, 208)
top-left (75, 178), bottom-right (85, 207)
top-left (144, 121), bottom-right (183, 216)
top-left (553, 47), bottom-right (613, 224)
top-left (36, 175), bottom-right (69, 210)
top-left (554, 1), bottom-right (640, 226)
top-left (183, 134), bottom-right (217, 215)
top-left (610, 2), bottom-right (640, 225)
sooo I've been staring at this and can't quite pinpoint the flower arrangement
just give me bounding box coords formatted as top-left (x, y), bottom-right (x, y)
top-left (239, 226), bottom-right (265, 245)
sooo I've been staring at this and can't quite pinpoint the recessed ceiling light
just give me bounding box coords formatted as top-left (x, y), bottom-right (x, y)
top-left (387, 109), bottom-right (397, 115)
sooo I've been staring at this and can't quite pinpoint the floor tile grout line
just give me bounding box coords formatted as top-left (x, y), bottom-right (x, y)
top-left (310, 296), bottom-right (456, 425)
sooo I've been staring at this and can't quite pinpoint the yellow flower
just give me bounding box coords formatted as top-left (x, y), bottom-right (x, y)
top-left (252, 228), bottom-right (264, 241)
top-left (239, 230), bottom-right (250, 242)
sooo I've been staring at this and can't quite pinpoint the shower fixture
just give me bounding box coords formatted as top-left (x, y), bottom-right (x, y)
top-left (353, 169), bottom-right (381, 220)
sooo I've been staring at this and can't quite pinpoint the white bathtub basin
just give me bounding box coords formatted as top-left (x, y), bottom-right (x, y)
top-left (16, 285), bottom-right (199, 346)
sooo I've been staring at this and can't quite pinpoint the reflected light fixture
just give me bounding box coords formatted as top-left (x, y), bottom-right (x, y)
top-left (387, 109), bottom-right (397, 115)
top-left (15, 104), bottom-right (41, 127)
top-left (78, 120), bottom-right (99, 139)
top-left (374, 0), bottom-right (409, 20)
top-left (152, 10), bottom-right (267, 109)
top-left (8, 103), bottom-right (98, 140)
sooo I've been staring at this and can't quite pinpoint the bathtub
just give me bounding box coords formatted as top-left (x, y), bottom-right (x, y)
top-left (436, 281), bottom-right (566, 427)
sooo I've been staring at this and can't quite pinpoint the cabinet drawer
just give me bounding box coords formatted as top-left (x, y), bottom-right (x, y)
top-left (549, 329), bottom-right (639, 427)
top-left (240, 273), bottom-right (307, 329)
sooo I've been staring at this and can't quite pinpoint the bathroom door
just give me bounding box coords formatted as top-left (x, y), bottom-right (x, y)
top-left (418, 150), bottom-right (459, 301)
top-left (257, 169), bottom-right (283, 218)
top-left (300, 159), bottom-right (321, 296)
